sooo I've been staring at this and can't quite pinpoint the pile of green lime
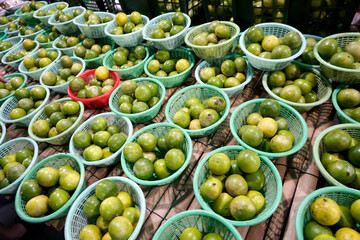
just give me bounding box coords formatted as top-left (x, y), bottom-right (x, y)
top-left (10, 86), bottom-right (46, 120)
top-left (32, 100), bottom-right (81, 138)
top-left (111, 45), bottom-right (146, 70)
top-left (123, 128), bottom-right (186, 180)
top-left (147, 49), bottom-right (190, 77)
top-left (41, 56), bottom-right (83, 87)
top-left (74, 37), bottom-right (112, 60)
top-left (20, 1), bottom-right (45, 14)
top-left (0, 40), bottom-right (13, 52)
top-left (180, 227), bottom-right (225, 240)
top-left (267, 63), bottom-right (319, 103)
top-left (73, 116), bottom-right (127, 162)
top-left (192, 20), bottom-right (232, 46)
top-left (5, 39), bottom-right (37, 63)
top-left (320, 129), bottom-right (360, 188)
top-left (150, 12), bottom-right (186, 39)
top-left (81, 179), bottom-right (140, 240)
top-left (82, 10), bottom-right (113, 25)
top-left (299, 37), bottom-right (320, 65)
top-left (336, 87), bottom-right (360, 122)
top-left (245, 26), bottom-right (302, 59)
top-left (69, 66), bottom-right (116, 99)
top-left (55, 34), bottom-right (85, 49)
top-left (172, 96), bottom-right (226, 130)
top-left (0, 15), bottom-right (17, 26)
top-left (54, 7), bottom-right (83, 23)
top-left (19, 24), bottom-right (46, 36)
top-left (36, 27), bottom-right (61, 44)
top-left (22, 48), bottom-right (59, 72)
top-left (199, 57), bottom-right (247, 88)
top-left (0, 75), bottom-right (25, 99)
top-left (20, 164), bottom-right (80, 216)
top-left (7, 18), bottom-right (25, 33)
top-left (238, 99), bottom-right (295, 153)
top-left (0, 148), bottom-right (34, 189)
top-left (303, 197), bottom-right (360, 240)
top-left (112, 11), bottom-right (144, 35)
top-left (118, 79), bottom-right (160, 114)
top-left (317, 37), bottom-right (360, 69)
top-left (200, 149), bottom-right (266, 221)
top-left (36, 2), bottom-right (67, 17)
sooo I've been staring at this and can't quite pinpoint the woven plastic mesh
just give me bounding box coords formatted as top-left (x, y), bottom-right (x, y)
top-left (53, 35), bottom-right (81, 56)
top-left (0, 73), bottom-right (27, 104)
top-left (2, 41), bottom-right (40, 69)
top-left (49, 7), bottom-right (85, 35)
top-left (14, 1), bottom-right (48, 26)
top-left (0, 36), bottom-right (21, 59)
top-left (74, 12), bottom-right (115, 39)
top-left (34, 2), bottom-right (68, 27)
top-left (35, 30), bottom-right (54, 49)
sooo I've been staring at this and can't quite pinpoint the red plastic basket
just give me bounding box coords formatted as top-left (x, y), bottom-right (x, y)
top-left (68, 69), bottom-right (120, 109)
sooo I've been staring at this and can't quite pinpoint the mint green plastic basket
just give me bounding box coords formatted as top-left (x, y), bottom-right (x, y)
top-left (295, 186), bottom-right (360, 240)
top-left (314, 33), bottom-right (360, 84)
top-left (0, 73), bottom-right (27, 105)
top-left (14, 1), bottom-right (48, 26)
top-left (48, 7), bottom-right (86, 35)
top-left (53, 35), bottom-right (81, 56)
top-left (74, 12), bottom-right (115, 39)
top-left (0, 14), bottom-right (18, 31)
top-left (240, 23), bottom-right (306, 71)
top-left (7, 27), bottom-right (20, 37)
top-left (19, 28), bottom-right (46, 41)
top-left (0, 85), bottom-right (50, 127)
top-left (292, 34), bottom-right (323, 69)
top-left (39, 57), bottom-right (86, 94)
top-left (109, 78), bottom-right (166, 124)
top-left (35, 29), bottom-right (55, 48)
top-left (229, 98), bottom-right (308, 158)
top-left (144, 48), bottom-right (195, 88)
top-left (121, 122), bottom-right (192, 186)
top-left (64, 176), bottom-right (146, 240)
top-left (69, 112), bottom-right (133, 167)
top-left (103, 46), bottom-right (149, 80)
top-left (0, 31), bottom-right (7, 40)
top-left (332, 84), bottom-right (359, 124)
top-left (104, 14), bottom-right (149, 47)
top-left (18, 48), bottom-right (61, 81)
top-left (0, 137), bottom-right (39, 195)
top-left (165, 84), bottom-right (231, 138)
top-left (34, 2), bottom-right (69, 27)
top-left (1, 40), bottom-right (39, 69)
top-left (14, 153), bottom-right (85, 223)
top-left (0, 121), bottom-right (6, 145)
top-left (185, 21), bottom-right (240, 60)
top-left (153, 210), bottom-right (243, 240)
top-left (28, 97), bottom-right (84, 146)
top-left (195, 54), bottom-right (254, 98)
top-left (193, 145), bottom-right (282, 227)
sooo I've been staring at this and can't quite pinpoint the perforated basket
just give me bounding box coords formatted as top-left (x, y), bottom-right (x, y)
top-left (295, 186), bottom-right (360, 240)
top-left (195, 54), bottom-right (254, 98)
top-left (240, 23), bottom-right (306, 71)
top-left (64, 176), bottom-right (146, 240)
top-left (165, 84), bottom-right (230, 138)
top-left (69, 112), bottom-right (133, 167)
top-left (35, 29), bottom-right (55, 48)
top-left (143, 12), bottom-right (191, 50)
top-left (153, 210), bottom-right (243, 240)
top-left (0, 85), bottom-right (50, 127)
top-left (229, 98), bottom-right (308, 158)
top-left (144, 48), bottom-right (195, 88)
top-left (0, 121), bottom-right (6, 145)
top-left (121, 123), bottom-right (192, 186)
top-left (0, 137), bottom-right (39, 195)
top-left (14, 1), bottom-right (48, 26)
top-left (18, 48), bottom-right (61, 81)
top-left (193, 145), bottom-right (282, 227)
top-left (19, 28), bottom-right (46, 41)
top-left (74, 12), bottom-right (115, 39)
top-left (7, 27), bottom-right (20, 37)
top-left (185, 21), bottom-right (240, 60)
top-left (34, 2), bottom-right (69, 27)
top-left (48, 6), bottom-right (86, 35)
top-left (0, 14), bottom-right (18, 31)
top-left (109, 78), bottom-right (166, 123)
top-left (28, 97), bottom-right (84, 145)
top-left (262, 66), bottom-right (332, 113)
top-left (53, 35), bottom-right (81, 56)
top-left (1, 40), bottom-right (39, 69)
top-left (292, 34), bottom-right (323, 69)
top-left (14, 153), bottom-right (85, 223)
top-left (103, 46), bottom-right (149, 80)
top-left (313, 124), bottom-right (360, 187)
top-left (332, 84), bottom-right (359, 124)
top-left (104, 14), bottom-right (149, 47)
top-left (39, 57), bottom-right (86, 94)
top-left (0, 73), bottom-right (27, 105)
top-left (314, 33), bottom-right (360, 84)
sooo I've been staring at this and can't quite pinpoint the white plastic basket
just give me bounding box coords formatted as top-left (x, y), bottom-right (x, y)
top-left (48, 6), bottom-right (86, 35)
top-left (74, 12), bottom-right (115, 39)
top-left (34, 2), bottom-right (69, 27)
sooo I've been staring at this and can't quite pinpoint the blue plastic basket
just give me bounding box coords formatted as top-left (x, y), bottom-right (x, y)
top-left (0, 121), bottom-right (6, 145)
top-left (52, 35), bottom-right (81, 56)
top-left (0, 73), bottom-right (28, 106)
top-left (1, 40), bottom-right (40, 69)
top-left (34, 2), bottom-right (69, 27)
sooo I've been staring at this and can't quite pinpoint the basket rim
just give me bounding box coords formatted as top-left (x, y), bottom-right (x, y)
top-left (19, 27), bottom-right (47, 39)
top-left (68, 112), bottom-right (133, 166)
top-left (239, 22), bottom-right (307, 63)
top-left (229, 98), bottom-right (308, 158)
top-left (1, 40), bottom-right (40, 66)
top-left (109, 77), bottom-right (166, 120)
top-left (35, 29), bottom-right (55, 47)
top-left (0, 72), bottom-right (28, 104)
top-left (165, 84), bottom-right (231, 135)
top-left (73, 11), bottom-right (115, 27)
top-left (292, 34), bottom-right (323, 69)
top-left (72, 37), bottom-right (115, 63)
top-left (104, 14), bottom-right (150, 38)
top-left (262, 65), bottom-right (332, 108)
top-left (48, 6), bottom-right (86, 26)
top-left (152, 209), bottom-right (243, 239)
top-left (0, 137), bottom-right (39, 195)
top-left (143, 12), bottom-right (191, 43)
top-left (314, 32), bottom-right (360, 73)
top-left (64, 176), bottom-right (146, 240)
top-left (18, 48), bottom-right (61, 75)
top-left (14, 153), bottom-right (85, 223)
top-left (0, 36), bottom-right (22, 55)
top-left (27, 97), bottom-right (85, 143)
top-left (14, 1), bottom-right (48, 17)
top-left (33, 2), bottom-right (69, 20)
top-left (193, 145), bottom-right (283, 227)
top-left (312, 123), bottom-right (360, 187)
top-left (120, 122), bottom-right (193, 186)
top-left (295, 186), bottom-right (360, 240)
top-left (52, 35), bottom-right (82, 51)
top-left (0, 121), bottom-right (5, 144)
top-left (332, 84), bottom-right (358, 124)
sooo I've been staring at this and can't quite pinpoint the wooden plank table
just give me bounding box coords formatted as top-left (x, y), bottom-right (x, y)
top-left (0, 57), bottom-right (337, 239)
